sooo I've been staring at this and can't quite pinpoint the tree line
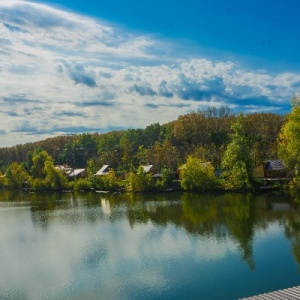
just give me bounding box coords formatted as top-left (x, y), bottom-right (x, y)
top-left (1, 103), bottom-right (298, 193)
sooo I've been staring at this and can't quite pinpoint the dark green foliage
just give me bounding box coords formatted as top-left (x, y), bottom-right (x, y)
top-left (29, 151), bottom-right (68, 191)
top-left (0, 107), bottom-right (287, 193)
top-left (221, 114), bottom-right (253, 190)
top-left (0, 160), bottom-right (10, 174)
top-left (93, 169), bottom-right (121, 191)
top-left (73, 178), bottom-right (92, 191)
top-left (126, 166), bottom-right (155, 192)
top-left (160, 167), bottom-right (176, 189)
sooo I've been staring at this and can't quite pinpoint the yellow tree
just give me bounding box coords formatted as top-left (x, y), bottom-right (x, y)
top-left (180, 156), bottom-right (217, 191)
top-left (5, 162), bottom-right (29, 188)
top-left (278, 95), bottom-right (300, 192)
top-left (278, 98), bottom-right (300, 171)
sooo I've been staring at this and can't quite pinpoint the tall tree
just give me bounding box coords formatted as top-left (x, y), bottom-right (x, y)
top-left (31, 150), bottom-right (53, 179)
top-left (278, 96), bottom-right (300, 172)
top-left (146, 140), bottom-right (181, 170)
top-left (221, 114), bottom-right (253, 190)
top-left (244, 112), bottom-right (285, 164)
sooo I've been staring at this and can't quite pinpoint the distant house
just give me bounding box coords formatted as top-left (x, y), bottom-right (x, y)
top-left (263, 160), bottom-right (286, 178)
top-left (55, 165), bottom-right (88, 180)
top-left (142, 165), bottom-right (154, 173)
top-left (67, 168), bottom-right (88, 180)
top-left (55, 165), bottom-right (72, 175)
top-left (142, 165), bottom-right (162, 179)
top-left (95, 165), bottom-right (110, 176)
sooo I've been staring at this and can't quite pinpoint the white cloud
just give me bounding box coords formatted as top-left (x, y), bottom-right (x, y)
top-left (0, 0), bottom-right (299, 146)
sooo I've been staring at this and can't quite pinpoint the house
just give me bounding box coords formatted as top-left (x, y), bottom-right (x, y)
top-left (67, 168), bottom-right (88, 179)
top-left (142, 165), bottom-right (154, 173)
top-left (55, 165), bottom-right (88, 180)
top-left (55, 165), bottom-right (72, 175)
top-left (263, 160), bottom-right (286, 178)
top-left (95, 165), bottom-right (110, 176)
top-left (142, 165), bottom-right (162, 179)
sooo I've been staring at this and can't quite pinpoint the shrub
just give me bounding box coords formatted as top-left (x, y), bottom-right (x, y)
top-left (73, 178), bottom-right (92, 191)
top-left (31, 178), bottom-right (50, 191)
top-left (180, 156), bottom-right (217, 191)
top-left (93, 169), bottom-right (120, 191)
top-left (221, 161), bottom-right (251, 190)
top-left (126, 166), bottom-right (154, 192)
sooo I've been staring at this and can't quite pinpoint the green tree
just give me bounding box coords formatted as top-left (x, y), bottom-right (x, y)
top-left (278, 96), bottom-right (300, 192)
top-left (180, 156), bottom-right (217, 191)
top-left (244, 113), bottom-right (285, 165)
top-left (221, 114), bottom-right (253, 190)
top-left (278, 101), bottom-right (300, 172)
top-left (0, 171), bottom-right (4, 187)
top-left (5, 162), bottom-right (29, 188)
top-left (31, 150), bottom-right (53, 179)
top-left (143, 123), bottom-right (163, 147)
top-left (160, 167), bottom-right (176, 189)
top-left (44, 160), bottom-right (68, 190)
top-left (73, 178), bottom-right (92, 191)
top-left (97, 132), bottom-right (123, 169)
top-left (146, 140), bottom-right (181, 170)
top-left (30, 150), bottom-right (67, 191)
top-left (126, 166), bottom-right (154, 192)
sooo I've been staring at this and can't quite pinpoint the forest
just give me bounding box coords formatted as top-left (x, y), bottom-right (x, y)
top-left (0, 102), bottom-right (299, 193)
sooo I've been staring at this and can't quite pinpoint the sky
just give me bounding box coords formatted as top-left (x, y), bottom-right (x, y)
top-left (1, 0), bottom-right (300, 147)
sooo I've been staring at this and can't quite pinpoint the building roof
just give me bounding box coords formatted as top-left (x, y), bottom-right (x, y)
top-left (264, 160), bottom-right (285, 171)
top-left (142, 165), bottom-right (153, 173)
top-left (68, 168), bottom-right (86, 177)
top-left (96, 165), bottom-right (110, 175)
top-left (55, 165), bottom-right (87, 178)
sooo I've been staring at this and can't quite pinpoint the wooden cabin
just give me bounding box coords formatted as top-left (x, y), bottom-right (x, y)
top-left (263, 160), bottom-right (286, 178)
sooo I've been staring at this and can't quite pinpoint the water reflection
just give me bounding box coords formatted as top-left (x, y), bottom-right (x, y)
top-left (0, 191), bottom-right (299, 299)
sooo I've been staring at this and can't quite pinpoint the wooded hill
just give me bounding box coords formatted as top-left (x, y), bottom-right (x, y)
top-left (0, 107), bottom-right (286, 173)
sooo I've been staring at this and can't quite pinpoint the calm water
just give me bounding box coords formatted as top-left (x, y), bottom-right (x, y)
top-left (0, 190), bottom-right (300, 300)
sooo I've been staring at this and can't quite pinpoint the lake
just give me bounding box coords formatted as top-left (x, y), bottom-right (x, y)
top-left (0, 190), bottom-right (300, 300)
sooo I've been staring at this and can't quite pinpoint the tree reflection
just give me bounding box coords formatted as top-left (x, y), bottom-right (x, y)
top-left (181, 192), bottom-right (255, 269)
top-left (222, 193), bottom-right (255, 270)
top-left (2, 190), bottom-right (300, 271)
top-left (284, 195), bottom-right (300, 268)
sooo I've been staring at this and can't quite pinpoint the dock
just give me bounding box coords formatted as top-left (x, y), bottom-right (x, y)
top-left (240, 286), bottom-right (300, 299)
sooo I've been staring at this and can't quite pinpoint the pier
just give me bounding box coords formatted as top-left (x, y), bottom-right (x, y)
top-left (240, 286), bottom-right (300, 299)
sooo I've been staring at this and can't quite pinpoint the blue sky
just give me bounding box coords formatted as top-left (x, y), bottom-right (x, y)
top-left (0, 0), bottom-right (300, 146)
top-left (45, 0), bottom-right (300, 68)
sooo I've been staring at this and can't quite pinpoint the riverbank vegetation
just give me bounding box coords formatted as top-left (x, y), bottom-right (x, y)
top-left (1, 96), bottom-right (300, 194)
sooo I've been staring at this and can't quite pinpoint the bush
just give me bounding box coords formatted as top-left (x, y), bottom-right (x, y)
top-left (93, 169), bottom-right (121, 191)
top-left (126, 167), bottom-right (154, 192)
top-left (5, 162), bottom-right (29, 189)
top-left (221, 161), bottom-right (251, 190)
top-left (31, 178), bottom-right (50, 191)
top-left (73, 178), bottom-right (92, 191)
top-left (180, 156), bottom-right (217, 191)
